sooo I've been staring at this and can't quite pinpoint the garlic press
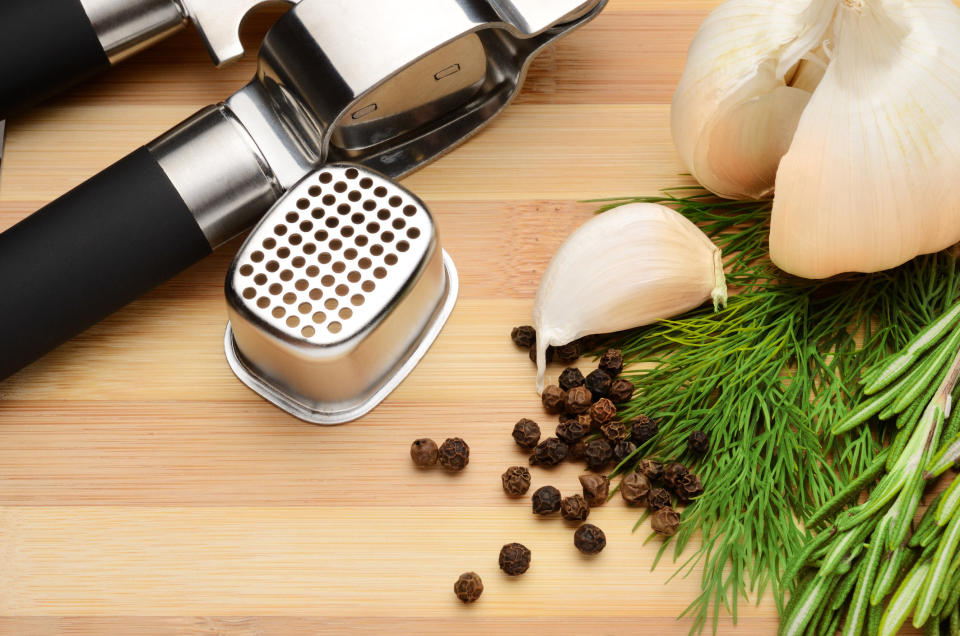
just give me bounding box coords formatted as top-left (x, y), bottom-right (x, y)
top-left (0, 0), bottom-right (606, 381)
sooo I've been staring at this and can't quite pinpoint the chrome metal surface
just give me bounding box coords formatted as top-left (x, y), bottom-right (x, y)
top-left (148, 105), bottom-right (282, 248)
top-left (79, 0), bottom-right (186, 64)
top-left (180, 0), bottom-right (296, 66)
top-left (224, 165), bottom-right (458, 424)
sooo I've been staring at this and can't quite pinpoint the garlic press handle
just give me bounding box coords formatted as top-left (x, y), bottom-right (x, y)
top-left (0, 0), bottom-right (185, 119)
top-left (0, 105), bottom-right (279, 380)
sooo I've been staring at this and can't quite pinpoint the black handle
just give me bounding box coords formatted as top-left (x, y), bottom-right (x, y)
top-left (0, 0), bottom-right (110, 118)
top-left (0, 147), bottom-right (212, 380)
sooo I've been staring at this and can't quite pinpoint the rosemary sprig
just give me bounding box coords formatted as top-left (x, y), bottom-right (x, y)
top-left (591, 189), bottom-right (960, 634)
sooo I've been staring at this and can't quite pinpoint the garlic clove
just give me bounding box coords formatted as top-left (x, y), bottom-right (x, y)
top-left (532, 203), bottom-right (726, 393)
top-left (671, 0), bottom-right (835, 199)
top-left (770, 0), bottom-right (960, 278)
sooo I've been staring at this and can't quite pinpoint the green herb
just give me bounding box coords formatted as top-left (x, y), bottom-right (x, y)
top-left (590, 188), bottom-right (960, 634)
top-left (780, 300), bottom-right (960, 635)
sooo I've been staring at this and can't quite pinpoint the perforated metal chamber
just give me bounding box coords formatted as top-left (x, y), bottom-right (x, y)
top-left (224, 164), bottom-right (458, 424)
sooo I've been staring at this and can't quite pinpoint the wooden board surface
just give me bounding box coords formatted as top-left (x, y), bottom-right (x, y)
top-left (0, 1), bottom-right (772, 633)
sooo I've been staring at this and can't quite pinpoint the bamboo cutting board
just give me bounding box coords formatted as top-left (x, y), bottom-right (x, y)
top-left (0, 1), bottom-right (778, 634)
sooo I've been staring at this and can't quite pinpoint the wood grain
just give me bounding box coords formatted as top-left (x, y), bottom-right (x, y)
top-left (0, 1), bottom-right (789, 634)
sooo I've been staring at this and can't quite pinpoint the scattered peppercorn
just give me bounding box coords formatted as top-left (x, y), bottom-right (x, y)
top-left (651, 507), bottom-right (681, 536)
top-left (579, 473), bottom-right (610, 507)
top-left (688, 430), bottom-right (710, 456)
top-left (607, 378), bottom-right (635, 404)
top-left (499, 543), bottom-right (532, 576)
top-left (561, 493), bottom-right (591, 521)
top-left (512, 418), bottom-right (541, 450)
top-left (410, 438), bottom-right (438, 467)
top-left (630, 415), bottom-right (658, 445)
top-left (569, 439), bottom-right (588, 461)
top-left (564, 386), bottom-right (593, 415)
top-left (637, 458), bottom-right (664, 482)
top-left (590, 398), bottom-right (617, 427)
top-left (676, 473), bottom-right (704, 503)
top-left (584, 369), bottom-right (612, 399)
top-left (532, 485), bottom-right (562, 515)
top-left (663, 462), bottom-right (690, 490)
top-left (541, 385), bottom-right (567, 414)
top-left (510, 325), bottom-right (536, 349)
top-left (501, 466), bottom-right (532, 496)
top-left (438, 437), bottom-right (470, 472)
top-left (612, 440), bottom-right (637, 463)
top-left (584, 438), bottom-right (613, 472)
top-left (574, 523), bottom-right (606, 554)
top-left (600, 420), bottom-right (628, 442)
top-left (558, 367), bottom-right (586, 391)
top-left (556, 340), bottom-right (582, 364)
top-left (620, 472), bottom-right (651, 506)
top-left (556, 416), bottom-right (588, 445)
top-left (529, 344), bottom-right (555, 364)
top-left (598, 349), bottom-right (624, 377)
top-left (454, 572), bottom-right (484, 603)
top-left (647, 487), bottom-right (672, 511)
top-left (530, 437), bottom-right (568, 467)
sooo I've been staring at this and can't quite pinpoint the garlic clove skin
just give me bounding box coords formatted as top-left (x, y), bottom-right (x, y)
top-left (671, 0), bottom-right (835, 199)
top-left (533, 203), bottom-right (726, 393)
top-left (770, 0), bottom-right (960, 279)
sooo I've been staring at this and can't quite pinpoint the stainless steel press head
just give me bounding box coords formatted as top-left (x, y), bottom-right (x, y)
top-left (224, 165), bottom-right (457, 424)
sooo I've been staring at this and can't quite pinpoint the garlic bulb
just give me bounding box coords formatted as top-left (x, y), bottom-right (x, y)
top-left (673, 0), bottom-right (960, 279)
top-left (532, 203), bottom-right (726, 393)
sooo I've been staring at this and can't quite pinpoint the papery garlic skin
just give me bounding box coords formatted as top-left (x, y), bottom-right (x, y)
top-left (770, 0), bottom-right (960, 279)
top-left (533, 203), bottom-right (726, 393)
top-left (671, 0), bottom-right (836, 199)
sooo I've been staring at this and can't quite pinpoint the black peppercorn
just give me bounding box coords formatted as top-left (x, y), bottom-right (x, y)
top-left (558, 367), bottom-right (586, 391)
top-left (579, 473), bottom-right (610, 507)
top-left (410, 438), bottom-right (438, 467)
top-left (556, 416), bottom-right (588, 445)
top-left (612, 440), bottom-right (637, 463)
top-left (438, 438), bottom-right (470, 472)
top-left (637, 458), bottom-right (664, 482)
top-left (590, 398), bottom-right (618, 427)
top-left (564, 386), bottom-right (593, 415)
top-left (454, 572), bottom-right (484, 603)
top-left (688, 430), bottom-right (710, 456)
top-left (561, 494), bottom-right (590, 521)
top-left (620, 472), bottom-right (651, 506)
top-left (585, 369), bottom-right (612, 399)
top-left (501, 466), bottom-right (532, 496)
top-left (569, 439), bottom-right (588, 461)
top-left (555, 341), bottom-right (582, 364)
top-left (608, 378), bottom-right (635, 404)
top-left (648, 487), bottom-right (672, 511)
top-left (512, 418), bottom-right (541, 450)
top-left (584, 438), bottom-right (613, 472)
top-left (663, 462), bottom-right (690, 490)
top-left (651, 507), bottom-right (681, 536)
top-left (574, 523), bottom-right (606, 554)
top-left (676, 473), bottom-right (704, 503)
top-left (630, 415), bottom-right (659, 446)
top-left (511, 325), bottom-right (536, 349)
top-left (598, 349), bottom-right (624, 377)
top-left (541, 385), bottom-right (567, 414)
top-left (529, 344), bottom-right (555, 364)
top-left (499, 543), bottom-right (532, 576)
top-left (530, 437), bottom-right (568, 467)
top-left (600, 420), bottom-right (629, 442)
top-left (532, 485), bottom-right (562, 515)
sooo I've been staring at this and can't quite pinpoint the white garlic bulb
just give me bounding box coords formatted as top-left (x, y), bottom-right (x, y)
top-left (672, 0), bottom-right (960, 279)
top-left (532, 203), bottom-right (726, 393)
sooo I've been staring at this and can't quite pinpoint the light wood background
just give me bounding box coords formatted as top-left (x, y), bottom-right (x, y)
top-left (0, 1), bottom-right (778, 633)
